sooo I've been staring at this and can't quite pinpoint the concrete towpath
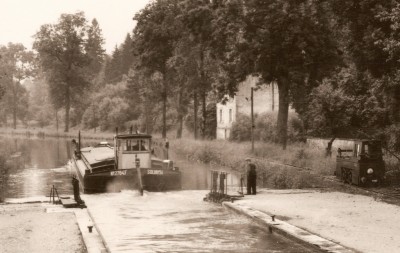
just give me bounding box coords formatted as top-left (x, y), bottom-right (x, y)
top-left (223, 189), bottom-right (400, 253)
top-left (4, 196), bottom-right (107, 253)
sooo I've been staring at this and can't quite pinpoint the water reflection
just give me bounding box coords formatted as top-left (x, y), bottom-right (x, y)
top-left (0, 136), bottom-right (74, 198)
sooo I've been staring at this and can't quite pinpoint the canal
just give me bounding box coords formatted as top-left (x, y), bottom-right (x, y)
top-left (0, 136), bottom-right (317, 253)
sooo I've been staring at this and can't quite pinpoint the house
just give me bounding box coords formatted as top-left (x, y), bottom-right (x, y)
top-left (216, 76), bottom-right (279, 140)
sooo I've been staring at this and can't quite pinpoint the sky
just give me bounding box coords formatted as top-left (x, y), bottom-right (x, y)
top-left (0, 0), bottom-right (150, 54)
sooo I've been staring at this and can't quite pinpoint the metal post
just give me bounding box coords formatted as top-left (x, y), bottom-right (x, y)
top-left (271, 83), bottom-right (275, 111)
top-left (78, 131), bottom-right (81, 152)
top-left (251, 87), bottom-right (254, 153)
top-left (52, 185), bottom-right (55, 204)
top-left (136, 155), bottom-right (143, 196)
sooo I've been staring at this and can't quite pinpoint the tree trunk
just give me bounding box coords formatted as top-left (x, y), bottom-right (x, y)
top-left (201, 88), bottom-right (206, 139)
top-left (194, 90), bottom-right (198, 140)
top-left (391, 87), bottom-right (400, 123)
top-left (64, 85), bottom-right (70, 132)
top-left (176, 89), bottom-right (183, 139)
top-left (162, 74), bottom-right (167, 138)
top-left (145, 97), bottom-right (151, 134)
top-left (326, 137), bottom-right (336, 157)
top-left (200, 46), bottom-right (206, 139)
top-left (271, 82), bottom-right (275, 111)
top-left (12, 82), bottom-right (17, 129)
top-left (277, 78), bottom-right (290, 150)
top-left (55, 110), bottom-right (59, 132)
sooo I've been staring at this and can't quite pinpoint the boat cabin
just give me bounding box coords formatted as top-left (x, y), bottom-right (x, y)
top-left (115, 134), bottom-right (152, 170)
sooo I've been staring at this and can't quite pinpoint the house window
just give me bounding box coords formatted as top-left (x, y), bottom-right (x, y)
top-left (229, 109), bottom-right (232, 123)
top-left (219, 109), bottom-right (223, 123)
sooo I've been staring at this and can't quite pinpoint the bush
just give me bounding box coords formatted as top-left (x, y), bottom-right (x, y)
top-left (230, 112), bottom-right (305, 142)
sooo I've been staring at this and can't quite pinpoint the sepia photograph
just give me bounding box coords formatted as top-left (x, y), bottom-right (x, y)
top-left (1, 0), bottom-right (400, 252)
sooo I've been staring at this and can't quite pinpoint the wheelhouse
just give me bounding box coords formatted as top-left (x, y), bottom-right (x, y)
top-left (114, 134), bottom-right (152, 170)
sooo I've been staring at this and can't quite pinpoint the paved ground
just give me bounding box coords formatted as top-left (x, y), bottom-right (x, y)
top-left (0, 202), bottom-right (85, 253)
top-left (1, 196), bottom-right (107, 253)
top-left (229, 189), bottom-right (400, 253)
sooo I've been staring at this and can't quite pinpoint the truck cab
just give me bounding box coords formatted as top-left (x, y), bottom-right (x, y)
top-left (336, 139), bottom-right (385, 186)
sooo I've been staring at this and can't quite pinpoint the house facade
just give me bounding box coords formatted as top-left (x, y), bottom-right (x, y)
top-left (216, 76), bottom-right (279, 140)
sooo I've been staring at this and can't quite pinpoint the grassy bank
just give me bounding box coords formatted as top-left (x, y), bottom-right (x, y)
top-left (0, 127), bottom-right (114, 140)
top-left (171, 139), bottom-right (337, 189)
top-left (0, 155), bottom-right (5, 202)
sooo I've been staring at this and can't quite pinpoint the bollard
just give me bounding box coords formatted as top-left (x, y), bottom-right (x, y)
top-left (271, 215), bottom-right (275, 222)
top-left (88, 225), bottom-right (93, 233)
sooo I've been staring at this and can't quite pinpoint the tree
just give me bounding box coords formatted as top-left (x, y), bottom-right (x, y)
top-left (328, 1), bottom-right (400, 150)
top-left (28, 76), bottom-right (54, 128)
top-left (215, 0), bottom-right (339, 149)
top-left (133, 0), bottom-right (181, 138)
top-left (0, 43), bottom-right (34, 129)
top-left (86, 19), bottom-right (105, 77)
top-left (33, 12), bottom-right (105, 132)
top-left (167, 36), bottom-right (199, 138)
top-left (82, 81), bottom-right (131, 131)
top-left (179, 0), bottom-right (215, 139)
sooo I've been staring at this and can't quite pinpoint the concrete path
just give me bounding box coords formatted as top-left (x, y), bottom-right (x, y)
top-left (6, 196), bottom-right (107, 253)
top-left (224, 189), bottom-right (400, 253)
top-left (223, 202), bottom-right (354, 253)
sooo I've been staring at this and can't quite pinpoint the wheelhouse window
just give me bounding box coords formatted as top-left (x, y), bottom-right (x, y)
top-left (119, 139), bottom-right (150, 152)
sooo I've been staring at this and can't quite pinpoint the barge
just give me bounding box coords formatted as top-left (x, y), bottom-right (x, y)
top-left (71, 133), bottom-right (181, 193)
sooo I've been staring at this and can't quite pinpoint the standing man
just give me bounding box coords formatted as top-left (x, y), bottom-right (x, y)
top-left (246, 158), bottom-right (257, 195)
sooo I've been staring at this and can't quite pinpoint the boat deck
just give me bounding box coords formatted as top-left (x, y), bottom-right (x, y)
top-left (81, 146), bottom-right (114, 165)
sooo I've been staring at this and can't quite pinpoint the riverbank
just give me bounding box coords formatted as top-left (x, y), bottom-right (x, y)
top-left (224, 188), bottom-right (400, 253)
top-left (0, 127), bottom-right (114, 140)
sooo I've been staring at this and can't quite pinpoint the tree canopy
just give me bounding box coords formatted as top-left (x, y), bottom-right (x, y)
top-left (33, 12), bottom-right (105, 132)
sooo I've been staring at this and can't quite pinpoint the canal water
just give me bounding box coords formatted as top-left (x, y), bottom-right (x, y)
top-left (0, 136), bottom-right (317, 253)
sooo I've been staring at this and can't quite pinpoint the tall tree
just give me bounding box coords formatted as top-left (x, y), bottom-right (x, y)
top-left (167, 37), bottom-right (197, 138)
top-left (33, 12), bottom-right (105, 132)
top-left (179, 0), bottom-right (215, 139)
top-left (133, 0), bottom-right (181, 138)
top-left (86, 18), bottom-right (106, 77)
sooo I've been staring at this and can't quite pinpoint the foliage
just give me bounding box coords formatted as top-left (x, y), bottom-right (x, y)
top-left (104, 33), bottom-right (135, 84)
top-left (28, 77), bottom-right (54, 128)
top-left (133, 0), bottom-right (181, 138)
top-left (230, 112), bottom-right (305, 142)
top-left (82, 81), bottom-right (130, 131)
top-left (0, 43), bottom-right (34, 128)
top-left (212, 0), bottom-right (340, 149)
top-left (171, 138), bottom-right (332, 189)
top-left (33, 12), bottom-right (105, 132)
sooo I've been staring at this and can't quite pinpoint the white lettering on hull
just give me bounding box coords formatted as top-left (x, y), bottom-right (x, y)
top-left (147, 170), bottom-right (163, 175)
top-left (110, 170), bottom-right (127, 176)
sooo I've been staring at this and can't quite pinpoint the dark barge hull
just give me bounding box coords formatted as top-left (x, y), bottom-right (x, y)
top-left (72, 155), bottom-right (181, 193)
